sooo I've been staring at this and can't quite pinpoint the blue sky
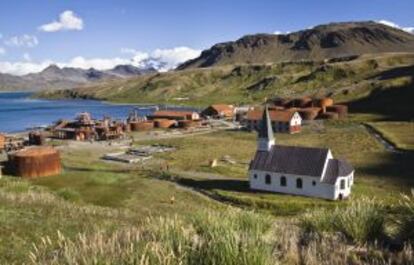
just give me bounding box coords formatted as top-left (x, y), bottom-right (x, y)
top-left (0, 0), bottom-right (413, 75)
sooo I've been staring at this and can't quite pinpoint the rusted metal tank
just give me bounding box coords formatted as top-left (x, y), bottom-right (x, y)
top-left (0, 134), bottom-right (5, 151)
top-left (292, 97), bottom-right (313, 108)
top-left (314, 97), bottom-right (334, 112)
top-left (178, 120), bottom-right (201, 128)
top-left (318, 112), bottom-right (339, 120)
top-left (154, 119), bottom-right (176, 128)
top-left (28, 131), bottom-right (46, 145)
top-left (326, 105), bottom-right (348, 119)
top-left (298, 108), bottom-right (321, 120)
top-left (130, 121), bottom-right (154, 131)
top-left (8, 147), bottom-right (61, 178)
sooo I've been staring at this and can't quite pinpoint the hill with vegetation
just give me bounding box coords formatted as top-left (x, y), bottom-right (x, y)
top-left (178, 21), bottom-right (414, 69)
top-left (39, 52), bottom-right (414, 119)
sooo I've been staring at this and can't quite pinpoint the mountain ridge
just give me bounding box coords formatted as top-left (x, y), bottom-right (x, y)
top-left (178, 21), bottom-right (414, 69)
top-left (0, 64), bottom-right (157, 91)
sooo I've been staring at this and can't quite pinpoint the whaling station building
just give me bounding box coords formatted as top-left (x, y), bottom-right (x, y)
top-left (248, 106), bottom-right (354, 200)
top-left (245, 108), bottom-right (302, 134)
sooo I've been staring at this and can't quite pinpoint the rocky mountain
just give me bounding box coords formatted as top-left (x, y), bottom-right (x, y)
top-left (107, 64), bottom-right (157, 77)
top-left (178, 21), bottom-right (414, 69)
top-left (0, 64), bottom-right (157, 91)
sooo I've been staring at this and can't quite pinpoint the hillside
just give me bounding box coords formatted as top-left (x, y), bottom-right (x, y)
top-left (39, 52), bottom-right (414, 119)
top-left (0, 64), bottom-right (156, 91)
top-left (178, 21), bottom-right (414, 69)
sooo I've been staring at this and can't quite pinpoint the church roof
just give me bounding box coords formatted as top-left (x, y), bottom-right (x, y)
top-left (249, 145), bottom-right (329, 177)
top-left (322, 159), bottom-right (354, 184)
top-left (258, 105), bottom-right (274, 140)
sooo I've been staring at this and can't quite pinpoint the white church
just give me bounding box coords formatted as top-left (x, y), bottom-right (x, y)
top-left (248, 106), bottom-right (354, 200)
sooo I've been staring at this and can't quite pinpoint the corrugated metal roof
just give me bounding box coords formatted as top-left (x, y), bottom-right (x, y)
top-left (322, 159), bottom-right (354, 184)
top-left (249, 144), bottom-right (329, 177)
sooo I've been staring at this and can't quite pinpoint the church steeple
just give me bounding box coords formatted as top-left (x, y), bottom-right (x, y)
top-left (257, 105), bottom-right (275, 151)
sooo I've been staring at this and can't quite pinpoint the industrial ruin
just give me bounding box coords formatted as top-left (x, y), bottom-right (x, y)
top-left (269, 96), bottom-right (348, 120)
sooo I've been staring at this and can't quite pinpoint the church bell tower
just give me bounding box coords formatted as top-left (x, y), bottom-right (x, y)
top-left (257, 105), bottom-right (275, 151)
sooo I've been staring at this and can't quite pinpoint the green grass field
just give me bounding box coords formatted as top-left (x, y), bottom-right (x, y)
top-left (133, 119), bottom-right (413, 215)
top-left (1, 115), bottom-right (414, 263)
top-left (368, 121), bottom-right (414, 151)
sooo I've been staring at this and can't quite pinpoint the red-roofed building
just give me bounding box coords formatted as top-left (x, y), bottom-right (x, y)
top-left (245, 108), bottom-right (301, 133)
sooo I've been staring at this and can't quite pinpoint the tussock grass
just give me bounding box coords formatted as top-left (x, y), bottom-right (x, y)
top-left (395, 190), bottom-right (414, 242)
top-left (28, 204), bottom-right (414, 265)
top-left (29, 208), bottom-right (275, 265)
top-left (301, 198), bottom-right (386, 244)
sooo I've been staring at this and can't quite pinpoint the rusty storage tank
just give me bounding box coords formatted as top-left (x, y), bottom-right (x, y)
top-left (154, 119), bottom-right (176, 128)
top-left (293, 97), bottom-right (313, 108)
top-left (326, 105), bottom-right (348, 119)
top-left (123, 123), bottom-right (131, 133)
top-left (130, 121), bottom-right (154, 131)
top-left (272, 98), bottom-right (286, 107)
top-left (298, 108), bottom-right (321, 120)
top-left (314, 97), bottom-right (334, 112)
top-left (0, 134), bottom-right (5, 151)
top-left (318, 112), bottom-right (339, 120)
top-left (8, 147), bottom-right (61, 178)
top-left (28, 131), bottom-right (46, 145)
top-left (268, 105), bottom-right (285, 111)
top-left (286, 107), bottom-right (299, 113)
top-left (178, 120), bottom-right (201, 128)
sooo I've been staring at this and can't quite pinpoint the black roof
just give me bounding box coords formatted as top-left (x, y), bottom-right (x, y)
top-left (322, 159), bottom-right (354, 184)
top-left (249, 145), bottom-right (329, 177)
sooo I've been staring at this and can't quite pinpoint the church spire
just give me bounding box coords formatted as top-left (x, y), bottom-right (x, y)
top-left (257, 105), bottom-right (275, 151)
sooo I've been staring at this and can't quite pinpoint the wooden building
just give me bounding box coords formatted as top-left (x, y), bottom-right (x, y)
top-left (245, 108), bottom-right (302, 134)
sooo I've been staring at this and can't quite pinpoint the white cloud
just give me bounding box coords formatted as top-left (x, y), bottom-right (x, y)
top-left (377, 20), bottom-right (414, 34)
top-left (61, 56), bottom-right (130, 69)
top-left (0, 57), bottom-right (131, 76)
top-left (4, 34), bottom-right (39, 48)
top-left (23, 53), bottom-right (31, 61)
top-left (0, 47), bottom-right (5, 55)
top-left (0, 46), bottom-right (201, 75)
top-left (273, 30), bottom-right (290, 35)
top-left (39, 10), bottom-right (83, 32)
top-left (123, 46), bottom-right (201, 71)
top-left (0, 60), bottom-right (53, 75)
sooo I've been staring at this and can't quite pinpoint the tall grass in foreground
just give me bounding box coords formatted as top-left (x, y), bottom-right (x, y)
top-left (29, 208), bottom-right (274, 265)
top-left (301, 198), bottom-right (386, 244)
top-left (395, 190), bottom-right (414, 242)
top-left (28, 204), bottom-right (414, 265)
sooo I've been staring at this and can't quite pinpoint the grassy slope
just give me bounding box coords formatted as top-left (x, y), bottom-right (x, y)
top-left (0, 144), bottom-right (220, 263)
top-left (135, 120), bottom-right (413, 215)
top-left (39, 53), bottom-right (414, 118)
top-left (367, 122), bottom-right (414, 151)
top-left (1, 118), bottom-right (414, 263)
